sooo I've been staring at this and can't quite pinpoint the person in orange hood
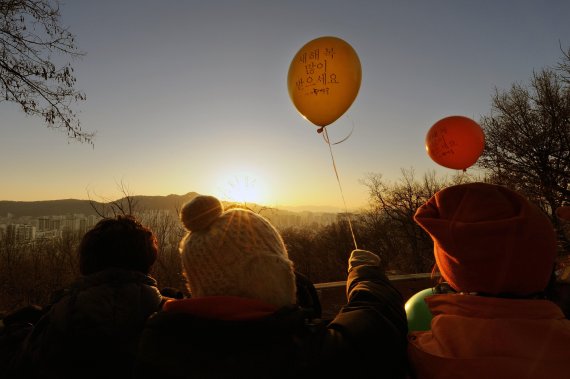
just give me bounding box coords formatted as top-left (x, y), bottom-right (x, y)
top-left (408, 182), bottom-right (570, 379)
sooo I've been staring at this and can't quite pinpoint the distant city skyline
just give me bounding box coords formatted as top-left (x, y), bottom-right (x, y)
top-left (2, 1), bottom-right (570, 209)
top-left (0, 205), bottom-right (339, 244)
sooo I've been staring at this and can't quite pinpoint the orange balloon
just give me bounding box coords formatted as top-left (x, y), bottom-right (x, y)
top-left (287, 36), bottom-right (362, 127)
top-left (425, 116), bottom-right (485, 170)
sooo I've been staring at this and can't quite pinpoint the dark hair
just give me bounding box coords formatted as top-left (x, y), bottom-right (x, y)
top-left (78, 215), bottom-right (158, 275)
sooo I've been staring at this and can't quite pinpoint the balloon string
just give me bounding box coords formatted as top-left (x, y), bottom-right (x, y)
top-left (322, 127), bottom-right (359, 250)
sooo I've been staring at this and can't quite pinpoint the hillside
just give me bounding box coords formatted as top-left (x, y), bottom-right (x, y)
top-left (0, 192), bottom-right (200, 217)
top-left (0, 192), bottom-right (345, 221)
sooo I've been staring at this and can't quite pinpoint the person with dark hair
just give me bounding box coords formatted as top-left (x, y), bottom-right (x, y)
top-left (78, 215), bottom-right (159, 275)
top-left (12, 215), bottom-right (164, 379)
top-left (407, 183), bottom-right (570, 379)
top-left (134, 195), bottom-right (408, 379)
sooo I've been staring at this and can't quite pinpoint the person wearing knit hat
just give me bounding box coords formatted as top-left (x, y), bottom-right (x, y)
top-left (178, 195), bottom-right (297, 307)
top-left (135, 195), bottom-right (409, 379)
top-left (407, 182), bottom-right (570, 379)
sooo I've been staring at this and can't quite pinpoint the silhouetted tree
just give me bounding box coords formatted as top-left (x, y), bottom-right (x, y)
top-left (359, 169), bottom-right (475, 273)
top-left (0, 0), bottom-right (91, 143)
top-left (357, 211), bottom-right (409, 273)
top-left (281, 227), bottom-right (317, 280)
top-left (281, 218), bottom-right (356, 283)
top-left (557, 43), bottom-right (570, 85)
top-left (140, 209), bottom-right (187, 294)
top-left (478, 65), bottom-right (569, 221)
top-left (0, 231), bottom-right (81, 311)
top-left (88, 181), bottom-right (139, 218)
top-left (310, 218), bottom-right (356, 282)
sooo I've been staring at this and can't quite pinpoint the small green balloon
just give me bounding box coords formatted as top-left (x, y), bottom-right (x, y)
top-left (405, 288), bottom-right (435, 332)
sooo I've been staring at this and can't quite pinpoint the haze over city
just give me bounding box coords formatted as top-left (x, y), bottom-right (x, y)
top-left (2, 0), bottom-right (570, 211)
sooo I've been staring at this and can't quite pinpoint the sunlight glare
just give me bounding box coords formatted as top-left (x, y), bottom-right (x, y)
top-left (216, 173), bottom-right (268, 205)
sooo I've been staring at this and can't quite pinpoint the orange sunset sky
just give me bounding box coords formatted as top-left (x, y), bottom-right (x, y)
top-left (2, 1), bottom-right (569, 211)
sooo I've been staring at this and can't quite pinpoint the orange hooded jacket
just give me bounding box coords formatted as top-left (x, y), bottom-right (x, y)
top-left (408, 294), bottom-right (570, 379)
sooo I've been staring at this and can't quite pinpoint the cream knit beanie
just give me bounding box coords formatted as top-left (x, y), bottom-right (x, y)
top-left (179, 195), bottom-right (297, 308)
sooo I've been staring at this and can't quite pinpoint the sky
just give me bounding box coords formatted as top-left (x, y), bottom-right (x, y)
top-left (2, 0), bottom-right (570, 211)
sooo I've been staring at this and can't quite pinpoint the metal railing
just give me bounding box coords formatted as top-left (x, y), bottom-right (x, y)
top-left (314, 273), bottom-right (437, 289)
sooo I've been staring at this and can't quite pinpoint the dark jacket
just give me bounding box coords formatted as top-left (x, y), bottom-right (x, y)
top-left (134, 249), bottom-right (408, 379)
top-left (0, 305), bottom-right (45, 373)
top-left (12, 268), bottom-right (163, 379)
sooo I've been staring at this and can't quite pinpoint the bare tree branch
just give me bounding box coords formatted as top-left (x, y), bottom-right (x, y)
top-left (477, 68), bottom-right (570, 219)
top-left (0, 0), bottom-right (93, 144)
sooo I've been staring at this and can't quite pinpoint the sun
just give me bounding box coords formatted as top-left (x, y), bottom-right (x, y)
top-left (217, 174), bottom-right (267, 205)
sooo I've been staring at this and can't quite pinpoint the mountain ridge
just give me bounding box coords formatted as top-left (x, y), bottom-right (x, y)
top-left (0, 193), bottom-right (346, 217)
top-left (0, 192), bottom-right (199, 218)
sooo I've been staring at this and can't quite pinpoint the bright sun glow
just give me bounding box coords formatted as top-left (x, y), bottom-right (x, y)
top-left (216, 174), bottom-right (267, 205)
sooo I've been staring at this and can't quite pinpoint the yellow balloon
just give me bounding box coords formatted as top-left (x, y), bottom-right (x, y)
top-left (287, 36), bottom-right (362, 128)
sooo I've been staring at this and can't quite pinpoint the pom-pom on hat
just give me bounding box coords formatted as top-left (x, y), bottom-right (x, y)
top-left (179, 195), bottom-right (296, 308)
top-left (414, 182), bottom-right (557, 296)
top-left (180, 195), bottom-right (223, 231)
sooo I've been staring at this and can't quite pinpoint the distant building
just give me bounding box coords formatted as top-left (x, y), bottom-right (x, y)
top-left (86, 214), bottom-right (98, 228)
top-left (0, 213), bottom-right (103, 242)
top-left (38, 217), bottom-right (50, 231)
top-left (61, 217), bottom-right (79, 231)
top-left (17, 224), bottom-right (36, 242)
top-left (4, 224), bottom-right (36, 243)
